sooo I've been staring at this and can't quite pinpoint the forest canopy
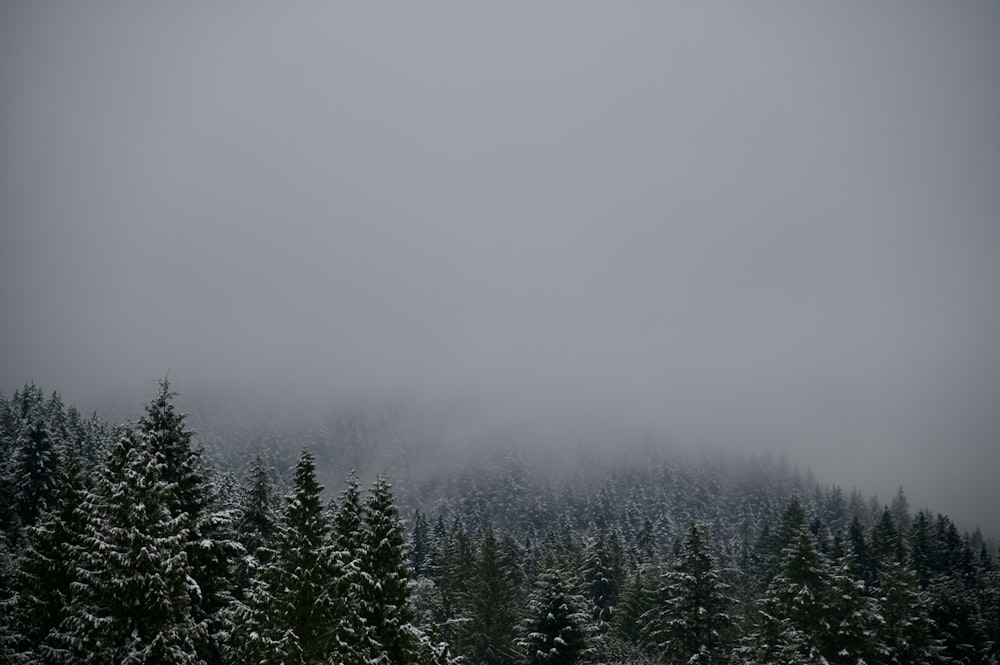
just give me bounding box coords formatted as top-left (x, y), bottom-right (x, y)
top-left (1, 381), bottom-right (997, 664)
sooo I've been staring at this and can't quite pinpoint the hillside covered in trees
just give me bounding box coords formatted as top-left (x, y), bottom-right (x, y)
top-left (1, 382), bottom-right (998, 664)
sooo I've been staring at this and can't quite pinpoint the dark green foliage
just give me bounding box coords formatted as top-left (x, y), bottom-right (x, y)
top-left (232, 450), bottom-right (359, 665)
top-left (825, 549), bottom-right (882, 665)
top-left (11, 447), bottom-right (89, 663)
top-left (232, 455), bottom-right (278, 602)
top-left (361, 475), bottom-right (419, 664)
top-left (641, 523), bottom-right (733, 664)
top-left (61, 425), bottom-right (203, 665)
top-left (750, 522), bottom-right (834, 664)
top-left (409, 508), bottom-right (431, 579)
top-left (236, 455), bottom-right (278, 561)
top-left (612, 567), bottom-right (658, 645)
top-left (431, 522), bottom-right (477, 650)
top-left (467, 528), bottom-right (520, 665)
top-left (1, 382), bottom-right (998, 665)
top-left (878, 558), bottom-right (940, 665)
top-left (872, 507), bottom-right (906, 570)
top-left (519, 551), bottom-right (592, 665)
top-left (333, 469), bottom-right (364, 560)
top-left (848, 515), bottom-right (876, 587)
top-left (139, 379), bottom-right (238, 664)
top-left (909, 509), bottom-right (935, 588)
top-left (581, 534), bottom-right (618, 632)
top-left (928, 575), bottom-right (989, 664)
top-left (139, 380), bottom-right (208, 524)
top-left (11, 414), bottom-right (60, 532)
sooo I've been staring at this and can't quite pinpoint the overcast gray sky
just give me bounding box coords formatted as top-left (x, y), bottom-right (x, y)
top-left (2, 2), bottom-right (999, 533)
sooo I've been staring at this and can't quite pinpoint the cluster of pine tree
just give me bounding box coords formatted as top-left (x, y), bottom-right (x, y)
top-left (2, 381), bottom-right (999, 664)
top-left (407, 498), bottom-right (999, 664)
top-left (0, 382), bottom-right (451, 665)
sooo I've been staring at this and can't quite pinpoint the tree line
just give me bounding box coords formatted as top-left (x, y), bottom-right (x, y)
top-left (1, 381), bottom-right (998, 664)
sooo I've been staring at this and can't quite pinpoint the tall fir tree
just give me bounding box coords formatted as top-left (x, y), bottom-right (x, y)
top-left (11, 446), bottom-right (90, 663)
top-left (232, 455), bottom-right (278, 601)
top-left (409, 508), bottom-right (431, 579)
top-left (518, 550), bottom-right (592, 665)
top-left (825, 547), bottom-right (883, 665)
top-left (236, 455), bottom-right (278, 559)
top-left (612, 567), bottom-right (658, 647)
top-left (467, 528), bottom-right (520, 665)
top-left (60, 425), bottom-right (202, 665)
top-left (139, 379), bottom-right (238, 664)
top-left (641, 523), bottom-right (733, 665)
top-left (333, 469), bottom-right (364, 562)
top-left (361, 475), bottom-right (419, 664)
top-left (877, 557), bottom-right (941, 665)
top-left (232, 450), bottom-right (359, 665)
top-left (747, 517), bottom-right (834, 664)
top-left (581, 534), bottom-right (618, 634)
top-left (10, 409), bottom-right (61, 537)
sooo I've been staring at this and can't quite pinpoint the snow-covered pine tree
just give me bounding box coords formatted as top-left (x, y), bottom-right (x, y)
top-left (60, 424), bottom-right (202, 665)
top-left (877, 556), bottom-right (941, 665)
top-left (847, 515), bottom-right (876, 587)
top-left (231, 450), bottom-right (359, 665)
top-left (231, 455), bottom-right (278, 601)
top-left (641, 522), bottom-right (733, 665)
top-left (746, 515), bottom-right (834, 664)
top-left (428, 520), bottom-right (476, 652)
top-left (518, 549), bottom-right (592, 665)
top-left (928, 572), bottom-right (988, 664)
top-left (10, 408), bottom-right (60, 535)
top-left (236, 456), bottom-right (278, 558)
top-left (0, 536), bottom-right (16, 662)
top-left (909, 509), bottom-right (935, 588)
top-left (871, 508), bottom-right (906, 569)
top-left (139, 379), bottom-right (239, 664)
top-left (361, 474), bottom-right (419, 664)
top-left (10, 446), bottom-right (89, 663)
top-left (612, 566), bottom-right (658, 647)
top-left (825, 546), bottom-right (883, 665)
top-left (467, 528), bottom-right (520, 665)
top-left (409, 508), bottom-right (430, 579)
top-left (333, 469), bottom-right (364, 559)
top-left (581, 534), bottom-right (618, 634)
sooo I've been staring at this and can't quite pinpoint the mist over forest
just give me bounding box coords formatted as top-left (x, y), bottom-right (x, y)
top-left (2, 2), bottom-right (999, 663)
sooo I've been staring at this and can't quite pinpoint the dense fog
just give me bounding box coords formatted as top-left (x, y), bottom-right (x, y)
top-left (2, 3), bottom-right (999, 535)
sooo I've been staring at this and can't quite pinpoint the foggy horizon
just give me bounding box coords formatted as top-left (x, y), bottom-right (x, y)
top-left (2, 3), bottom-right (999, 536)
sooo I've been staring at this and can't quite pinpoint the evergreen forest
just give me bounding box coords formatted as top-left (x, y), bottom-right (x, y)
top-left (2, 381), bottom-right (998, 664)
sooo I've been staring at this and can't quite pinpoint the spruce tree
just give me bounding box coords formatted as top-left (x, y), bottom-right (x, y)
top-left (581, 534), bottom-right (618, 633)
top-left (333, 469), bottom-right (364, 561)
top-left (60, 425), bottom-right (202, 665)
top-left (612, 567), bottom-right (657, 647)
top-left (825, 547), bottom-right (882, 665)
top-left (409, 508), bottom-right (430, 579)
top-left (908, 510), bottom-right (935, 589)
top-left (233, 450), bottom-right (358, 665)
top-left (641, 523), bottom-right (733, 664)
top-left (871, 508), bottom-right (906, 570)
top-left (518, 550), bottom-right (592, 665)
top-left (11, 447), bottom-right (89, 663)
top-left (361, 475), bottom-right (419, 664)
top-left (928, 573), bottom-right (988, 664)
top-left (139, 379), bottom-right (238, 664)
top-left (749, 520), bottom-right (834, 664)
top-left (10, 410), bottom-right (60, 534)
top-left (878, 557), bottom-right (940, 665)
top-left (467, 528), bottom-right (520, 665)
top-left (432, 522), bottom-right (476, 651)
top-left (236, 455), bottom-right (278, 559)
top-left (232, 455), bottom-right (278, 601)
